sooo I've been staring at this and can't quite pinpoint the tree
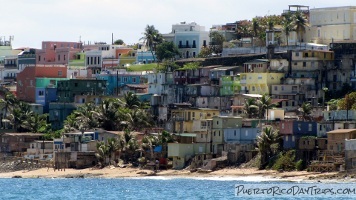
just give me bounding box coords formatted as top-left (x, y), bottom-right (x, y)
top-left (197, 46), bottom-right (213, 58)
top-left (282, 12), bottom-right (294, 48)
top-left (209, 31), bottom-right (225, 53)
top-left (257, 94), bottom-right (276, 120)
top-left (0, 92), bottom-right (18, 125)
top-left (158, 130), bottom-right (175, 158)
top-left (142, 135), bottom-right (159, 161)
top-left (114, 39), bottom-right (124, 45)
top-left (95, 141), bottom-right (109, 167)
top-left (155, 41), bottom-right (180, 61)
top-left (257, 126), bottom-right (281, 169)
top-left (337, 92), bottom-right (356, 110)
top-left (298, 102), bottom-right (312, 121)
top-left (96, 98), bottom-right (122, 131)
top-left (293, 11), bottom-right (308, 43)
top-left (251, 17), bottom-right (260, 47)
top-left (7, 101), bottom-right (33, 132)
top-left (141, 25), bottom-right (163, 62)
top-left (22, 113), bottom-right (50, 133)
top-left (123, 92), bottom-right (142, 109)
top-left (243, 98), bottom-right (258, 118)
top-left (126, 108), bottom-right (153, 131)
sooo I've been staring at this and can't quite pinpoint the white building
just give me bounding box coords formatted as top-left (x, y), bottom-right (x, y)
top-left (309, 6), bottom-right (356, 44)
top-left (163, 22), bottom-right (210, 58)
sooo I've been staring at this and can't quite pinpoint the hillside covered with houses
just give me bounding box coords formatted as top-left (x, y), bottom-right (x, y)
top-left (1, 5), bottom-right (356, 173)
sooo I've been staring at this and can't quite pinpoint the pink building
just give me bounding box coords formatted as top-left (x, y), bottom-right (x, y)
top-left (36, 41), bottom-right (82, 65)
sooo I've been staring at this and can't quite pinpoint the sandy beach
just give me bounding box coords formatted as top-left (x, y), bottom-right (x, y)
top-left (0, 166), bottom-right (343, 182)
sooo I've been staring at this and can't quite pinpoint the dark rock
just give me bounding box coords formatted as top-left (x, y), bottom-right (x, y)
top-left (12, 175), bottom-right (22, 178)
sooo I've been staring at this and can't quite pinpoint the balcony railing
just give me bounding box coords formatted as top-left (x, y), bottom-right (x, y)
top-left (178, 45), bottom-right (191, 48)
top-left (4, 64), bottom-right (17, 68)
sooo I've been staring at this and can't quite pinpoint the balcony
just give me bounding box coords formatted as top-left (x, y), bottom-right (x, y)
top-left (4, 64), bottom-right (17, 69)
top-left (178, 45), bottom-right (191, 48)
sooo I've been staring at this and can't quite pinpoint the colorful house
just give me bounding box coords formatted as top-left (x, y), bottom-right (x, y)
top-left (220, 75), bottom-right (240, 96)
top-left (171, 108), bottom-right (219, 134)
top-left (211, 116), bottom-right (243, 155)
top-left (17, 65), bottom-right (68, 103)
top-left (240, 72), bottom-right (284, 95)
top-left (97, 70), bottom-right (146, 95)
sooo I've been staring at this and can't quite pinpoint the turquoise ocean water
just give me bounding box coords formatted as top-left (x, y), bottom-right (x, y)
top-left (0, 177), bottom-right (355, 200)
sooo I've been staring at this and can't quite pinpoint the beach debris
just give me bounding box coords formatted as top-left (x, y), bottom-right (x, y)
top-left (136, 171), bottom-right (148, 175)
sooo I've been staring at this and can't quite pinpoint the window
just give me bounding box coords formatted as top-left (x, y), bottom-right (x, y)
top-left (123, 77), bottom-right (128, 82)
top-left (38, 56), bottom-right (41, 62)
top-left (58, 55), bottom-right (60, 61)
top-left (201, 134), bottom-right (203, 138)
top-left (294, 62), bottom-right (297, 65)
top-left (274, 86), bottom-right (277, 91)
top-left (282, 123), bottom-right (285, 129)
top-left (218, 131), bottom-right (220, 136)
top-left (308, 124), bottom-right (312, 131)
top-left (132, 77), bottom-right (136, 83)
top-left (38, 91), bottom-right (44, 96)
top-left (217, 120), bottom-right (219, 125)
top-left (30, 80), bottom-right (33, 86)
top-left (214, 132), bottom-right (216, 136)
top-left (234, 130), bottom-right (236, 136)
top-left (303, 62), bottom-right (306, 67)
top-left (281, 86), bottom-right (284, 91)
top-left (296, 52), bottom-right (299, 56)
top-left (58, 71), bottom-right (63, 76)
top-left (74, 83), bottom-right (78, 87)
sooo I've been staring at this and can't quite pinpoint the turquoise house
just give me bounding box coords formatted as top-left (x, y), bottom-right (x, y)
top-left (97, 71), bottom-right (146, 95)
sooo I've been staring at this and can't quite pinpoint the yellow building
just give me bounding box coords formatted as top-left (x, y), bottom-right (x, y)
top-left (240, 73), bottom-right (284, 94)
top-left (171, 108), bottom-right (219, 133)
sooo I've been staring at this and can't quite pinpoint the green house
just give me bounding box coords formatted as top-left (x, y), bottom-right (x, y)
top-left (220, 75), bottom-right (240, 96)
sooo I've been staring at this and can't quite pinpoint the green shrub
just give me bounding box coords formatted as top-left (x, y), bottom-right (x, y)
top-left (271, 150), bottom-right (296, 172)
top-left (295, 159), bottom-right (304, 171)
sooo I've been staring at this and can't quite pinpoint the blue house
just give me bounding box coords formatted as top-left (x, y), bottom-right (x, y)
top-left (97, 70), bottom-right (146, 95)
top-left (224, 128), bottom-right (261, 144)
top-left (283, 121), bottom-right (318, 149)
top-left (292, 121), bottom-right (317, 136)
top-left (136, 51), bottom-right (156, 64)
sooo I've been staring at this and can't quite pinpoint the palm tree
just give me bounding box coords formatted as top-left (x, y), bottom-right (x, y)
top-left (123, 92), bottom-right (141, 109)
top-left (282, 12), bottom-right (294, 48)
top-left (251, 17), bottom-right (260, 47)
top-left (159, 130), bottom-right (175, 158)
top-left (95, 141), bottom-right (109, 167)
top-left (243, 98), bottom-right (258, 118)
top-left (7, 101), bottom-right (33, 132)
top-left (122, 130), bottom-right (139, 163)
top-left (293, 11), bottom-right (308, 44)
top-left (256, 126), bottom-right (281, 169)
top-left (126, 108), bottom-right (153, 131)
top-left (142, 135), bottom-right (159, 161)
top-left (0, 92), bottom-right (18, 117)
top-left (257, 94), bottom-right (277, 120)
top-left (96, 98), bottom-right (121, 131)
top-left (141, 25), bottom-right (163, 62)
top-left (106, 137), bottom-right (121, 165)
top-left (22, 113), bottom-right (50, 133)
top-left (298, 102), bottom-right (312, 121)
top-left (0, 92), bottom-right (18, 128)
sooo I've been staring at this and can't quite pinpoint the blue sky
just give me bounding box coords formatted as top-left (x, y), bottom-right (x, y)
top-left (1, 0), bottom-right (354, 49)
